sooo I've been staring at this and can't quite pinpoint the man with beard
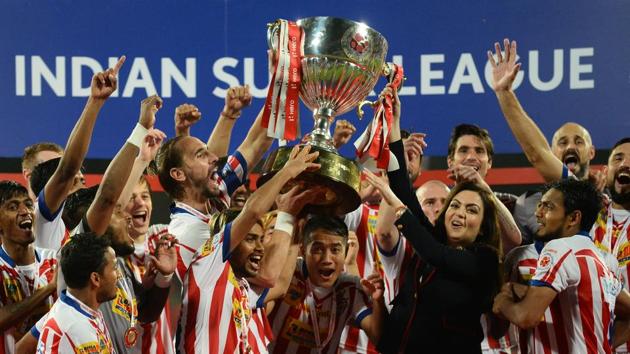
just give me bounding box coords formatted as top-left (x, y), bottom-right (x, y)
top-left (0, 181), bottom-right (57, 354)
top-left (493, 179), bottom-right (630, 353)
top-left (36, 233), bottom-right (116, 354)
top-left (590, 138), bottom-right (630, 353)
top-left (178, 145), bottom-right (321, 353)
top-left (488, 39), bottom-right (601, 243)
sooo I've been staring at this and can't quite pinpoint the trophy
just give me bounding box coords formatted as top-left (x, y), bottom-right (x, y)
top-left (257, 17), bottom-right (391, 215)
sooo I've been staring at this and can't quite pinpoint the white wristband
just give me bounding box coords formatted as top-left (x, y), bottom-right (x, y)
top-left (274, 211), bottom-right (295, 236)
top-left (154, 272), bottom-right (173, 288)
top-left (127, 123), bottom-right (149, 147)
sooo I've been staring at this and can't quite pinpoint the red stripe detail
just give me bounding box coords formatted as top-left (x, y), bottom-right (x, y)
top-left (0, 164), bottom-right (608, 193)
top-left (548, 298), bottom-right (568, 353)
top-left (577, 258), bottom-right (597, 353)
top-left (183, 270), bottom-right (200, 354)
top-left (209, 264), bottom-right (230, 354)
top-left (541, 250), bottom-right (572, 285)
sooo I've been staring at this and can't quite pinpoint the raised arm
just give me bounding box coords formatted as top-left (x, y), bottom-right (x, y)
top-left (42, 56), bottom-right (125, 214)
top-left (489, 39), bottom-right (564, 182)
top-left (251, 186), bottom-right (319, 288)
top-left (86, 96), bottom-right (164, 235)
top-left (228, 145), bottom-right (320, 254)
top-left (206, 85), bottom-right (253, 156)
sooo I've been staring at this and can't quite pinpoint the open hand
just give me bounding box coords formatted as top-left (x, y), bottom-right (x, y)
top-left (488, 38), bottom-right (521, 92)
top-left (281, 145), bottom-right (321, 179)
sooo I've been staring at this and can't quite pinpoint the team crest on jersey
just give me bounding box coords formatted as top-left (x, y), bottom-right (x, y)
top-left (111, 287), bottom-right (136, 321)
top-left (538, 253), bottom-right (554, 271)
top-left (2, 276), bottom-right (22, 302)
top-left (367, 213), bottom-right (378, 235)
top-left (200, 236), bottom-right (220, 257)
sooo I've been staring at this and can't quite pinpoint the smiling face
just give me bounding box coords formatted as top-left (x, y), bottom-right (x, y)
top-left (0, 192), bottom-right (35, 246)
top-left (444, 190), bottom-right (484, 247)
top-left (551, 123), bottom-right (594, 179)
top-left (607, 142), bottom-right (630, 206)
top-left (303, 230), bottom-right (346, 288)
top-left (124, 179), bottom-right (153, 239)
top-left (231, 221), bottom-right (265, 278)
top-left (447, 135), bottom-right (492, 179)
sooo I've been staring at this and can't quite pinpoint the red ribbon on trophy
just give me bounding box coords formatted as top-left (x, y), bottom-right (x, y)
top-left (354, 64), bottom-right (404, 170)
top-left (262, 20), bottom-right (303, 141)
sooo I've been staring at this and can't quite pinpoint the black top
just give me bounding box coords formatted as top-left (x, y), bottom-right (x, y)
top-left (378, 140), bottom-right (499, 354)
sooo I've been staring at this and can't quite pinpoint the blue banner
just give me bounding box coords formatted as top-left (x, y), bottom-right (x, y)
top-left (2, 0), bottom-right (629, 158)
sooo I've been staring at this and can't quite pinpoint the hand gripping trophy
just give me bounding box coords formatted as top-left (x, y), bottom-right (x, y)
top-left (257, 17), bottom-right (402, 215)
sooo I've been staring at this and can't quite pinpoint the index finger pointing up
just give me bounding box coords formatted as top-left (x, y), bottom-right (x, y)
top-left (113, 55), bottom-right (126, 74)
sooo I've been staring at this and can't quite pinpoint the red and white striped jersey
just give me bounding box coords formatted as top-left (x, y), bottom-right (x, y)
top-left (531, 232), bottom-right (621, 354)
top-left (168, 150), bottom-right (248, 281)
top-left (341, 203), bottom-right (380, 353)
top-left (36, 290), bottom-right (114, 354)
top-left (376, 232), bottom-right (414, 309)
top-left (33, 190), bottom-right (69, 251)
top-left (503, 242), bottom-right (565, 354)
top-left (268, 259), bottom-right (373, 354)
top-left (178, 223), bottom-right (269, 354)
top-left (126, 224), bottom-right (176, 354)
top-left (0, 246), bottom-right (57, 353)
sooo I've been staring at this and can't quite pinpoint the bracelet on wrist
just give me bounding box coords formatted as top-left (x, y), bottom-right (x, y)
top-left (394, 205), bottom-right (408, 219)
top-left (127, 123), bottom-right (149, 148)
top-left (275, 211), bottom-right (295, 236)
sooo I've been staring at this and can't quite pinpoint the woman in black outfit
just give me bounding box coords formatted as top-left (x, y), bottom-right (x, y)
top-left (368, 86), bottom-right (503, 354)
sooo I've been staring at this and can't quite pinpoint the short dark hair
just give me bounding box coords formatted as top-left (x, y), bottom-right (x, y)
top-left (63, 185), bottom-right (99, 230)
top-left (155, 136), bottom-right (186, 199)
top-left (29, 157), bottom-right (62, 198)
top-left (545, 179), bottom-right (602, 231)
top-left (447, 124), bottom-right (495, 160)
top-left (22, 142), bottom-right (63, 171)
top-left (302, 215), bottom-right (348, 246)
top-left (60, 232), bottom-right (111, 289)
top-left (612, 137), bottom-right (630, 151)
top-left (0, 181), bottom-right (29, 207)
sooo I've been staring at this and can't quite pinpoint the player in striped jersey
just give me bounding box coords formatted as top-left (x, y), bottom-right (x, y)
top-left (493, 179), bottom-right (630, 353)
top-left (156, 87), bottom-right (273, 281)
top-left (589, 138), bottom-right (630, 353)
top-left (36, 233), bottom-right (117, 354)
top-left (28, 57), bottom-right (126, 252)
top-left (178, 145), bottom-right (321, 354)
top-left (123, 174), bottom-right (176, 354)
top-left (0, 181), bottom-right (57, 354)
top-left (268, 215), bottom-right (386, 354)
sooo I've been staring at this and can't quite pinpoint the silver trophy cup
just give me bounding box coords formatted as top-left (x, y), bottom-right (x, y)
top-left (258, 17), bottom-right (390, 215)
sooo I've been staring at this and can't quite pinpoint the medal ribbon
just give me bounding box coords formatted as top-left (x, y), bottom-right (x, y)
top-left (262, 19), bottom-right (303, 141)
top-left (305, 279), bottom-right (337, 352)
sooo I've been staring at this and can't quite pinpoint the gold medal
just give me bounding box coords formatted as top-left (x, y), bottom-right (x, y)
top-left (124, 327), bottom-right (139, 348)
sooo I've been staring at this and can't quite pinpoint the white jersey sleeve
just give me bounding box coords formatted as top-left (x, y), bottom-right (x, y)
top-left (34, 190), bottom-right (67, 251)
top-left (531, 239), bottom-right (579, 292)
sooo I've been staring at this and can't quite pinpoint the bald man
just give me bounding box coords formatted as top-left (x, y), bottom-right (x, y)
top-left (415, 180), bottom-right (450, 225)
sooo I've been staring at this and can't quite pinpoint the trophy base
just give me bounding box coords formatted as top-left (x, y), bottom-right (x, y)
top-left (256, 145), bottom-right (361, 216)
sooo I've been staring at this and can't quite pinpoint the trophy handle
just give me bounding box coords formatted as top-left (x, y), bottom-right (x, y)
top-left (356, 100), bottom-right (378, 120)
top-left (267, 21), bottom-right (281, 52)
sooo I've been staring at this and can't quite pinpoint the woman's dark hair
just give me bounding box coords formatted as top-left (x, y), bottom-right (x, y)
top-left (433, 182), bottom-right (503, 293)
top-left (60, 232), bottom-right (112, 289)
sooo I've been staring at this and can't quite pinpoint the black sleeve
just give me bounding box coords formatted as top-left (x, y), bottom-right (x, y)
top-left (387, 139), bottom-right (433, 230)
top-left (396, 210), bottom-right (498, 281)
